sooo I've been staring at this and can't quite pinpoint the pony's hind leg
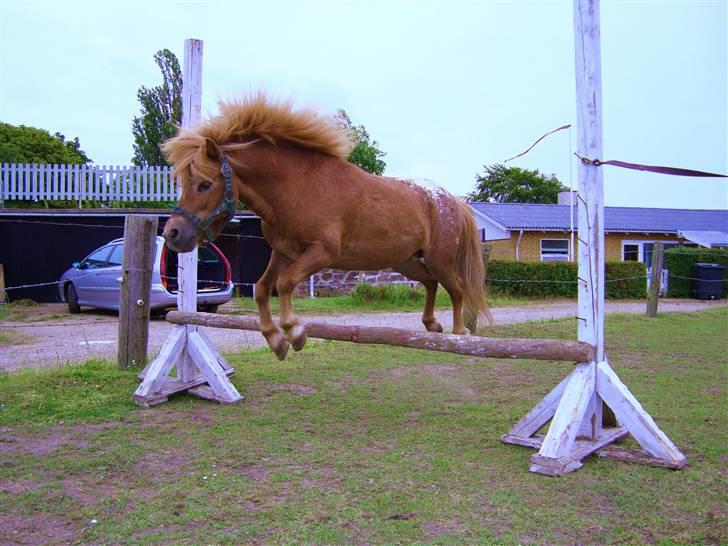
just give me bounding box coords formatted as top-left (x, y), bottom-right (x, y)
top-left (255, 251), bottom-right (291, 360)
top-left (423, 259), bottom-right (469, 335)
top-left (393, 259), bottom-right (442, 333)
top-left (276, 243), bottom-right (337, 352)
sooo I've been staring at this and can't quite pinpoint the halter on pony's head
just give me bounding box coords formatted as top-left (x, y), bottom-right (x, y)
top-left (171, 150), bottom-right (237, 242)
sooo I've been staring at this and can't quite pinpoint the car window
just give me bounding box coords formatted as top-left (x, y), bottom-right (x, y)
top-left (107, 245), bottom-right (124, 266)
top-left (84, 246), bottom-right (113, 268)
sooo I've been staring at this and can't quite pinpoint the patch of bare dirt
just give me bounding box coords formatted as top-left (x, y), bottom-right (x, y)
top-left (0, 510), bottom-right (84, 545)
top-left (0, 422), bottom-right (116, 457)
top-left (422, 517), bottom-right (463, 539)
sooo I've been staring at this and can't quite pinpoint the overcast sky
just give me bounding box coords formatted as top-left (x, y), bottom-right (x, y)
top-left (1, 0), bottom-right (726, 209)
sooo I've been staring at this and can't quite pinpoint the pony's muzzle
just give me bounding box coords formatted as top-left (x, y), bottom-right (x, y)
top-left (163, 218), bottom-right (198, 253)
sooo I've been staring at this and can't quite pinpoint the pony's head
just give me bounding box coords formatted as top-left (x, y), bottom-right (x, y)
top-left (161, 94), bottom-right (354, 252)
top-left (162, 135), bottom-right (236, 252)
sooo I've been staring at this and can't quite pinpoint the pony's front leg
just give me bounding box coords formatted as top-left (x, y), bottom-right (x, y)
top-left (276, 243), bottom-right (336, 352)
top-left (255, 251), bottom-right (291, 360)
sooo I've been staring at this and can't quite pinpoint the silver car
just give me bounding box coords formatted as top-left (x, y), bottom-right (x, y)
top-left (58, 237), bottom-right (233, 313)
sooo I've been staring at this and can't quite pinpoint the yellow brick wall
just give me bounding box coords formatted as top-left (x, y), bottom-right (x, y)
top-left (487, 232), bottom-right (683, 262)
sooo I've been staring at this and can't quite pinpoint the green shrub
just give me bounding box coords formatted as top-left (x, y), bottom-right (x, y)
top-left (664, 247), bottom-right (728, 297)
top-left (487, 260), bottom-right (646, 299)
top-left (351, 283), bottom-right (423, 305)
top-left (605, 261), bottom-right (648, 299)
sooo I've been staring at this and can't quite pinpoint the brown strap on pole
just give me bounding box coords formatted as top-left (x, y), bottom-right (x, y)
top-left (575, 154), bottom-right (728, 178)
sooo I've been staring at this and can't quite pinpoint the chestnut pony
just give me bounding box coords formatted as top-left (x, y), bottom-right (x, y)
top-left (162, 95), bottom-right (489, 360)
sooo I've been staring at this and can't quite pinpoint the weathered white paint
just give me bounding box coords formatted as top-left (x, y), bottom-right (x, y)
top-left (596, 361), bottom-right (687, 465)
top-left (538, 362), bottom-right (596, 458)
top-left (501, 0), bottom-right (686, 476)
top-left (133, 38), bottom-right (242, 408)
top-left (574, 0), bottom-right (605, 361)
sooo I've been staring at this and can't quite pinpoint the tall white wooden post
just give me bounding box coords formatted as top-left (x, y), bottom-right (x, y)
top-left (175, 39), bottom-right (203, 383)
top-left (501, 0), bottom-right (686, 475)
top-left (134, 39), bottom-right (242, 406)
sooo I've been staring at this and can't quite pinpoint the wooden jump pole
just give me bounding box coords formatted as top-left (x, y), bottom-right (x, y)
top-left (166, 311), bottom-right (595, 363)
top-left (501, 0), bottom-right (686, 475)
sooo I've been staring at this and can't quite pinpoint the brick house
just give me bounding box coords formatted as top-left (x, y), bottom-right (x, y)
top-left (470, 193), bottom-right (727, 267)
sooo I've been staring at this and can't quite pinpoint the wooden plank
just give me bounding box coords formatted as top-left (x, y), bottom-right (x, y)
top-left (188, 384), bottom-right (245, 404)
top-left (646, 242), bottom-right (664, 317)
top-left (578, 392), bottom-right (604, 440)
top-left (166, 311), bottom-right (595, 362)
top-left (596, 444), bottom-right (687, 469)
top-left (197, 329), bottom-right (233, 372)
top-left (574, 0), bottom-right (605, 362)
top-left (118, 215), bottom-right (159, 369)
top-left (538, 362), bottom-right (596, 458)
top-left (505, 370), bottom-right (574, 438)
top-left (182, 39), bottom-right (204, 129)
top-left (134, 326), bottom-right (186, 399)
top-left (596, 361), bottom-right (687, 465)
top-left (186, 331), bottom-right (243, 403)
top-left (530, 426), bottom-right (628, 476)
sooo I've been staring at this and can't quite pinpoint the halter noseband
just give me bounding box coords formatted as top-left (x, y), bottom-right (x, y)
top-left (172, 151), bottom-right (237, 242)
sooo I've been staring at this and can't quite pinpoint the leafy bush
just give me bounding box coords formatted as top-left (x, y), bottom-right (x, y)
top-left (351, 283), bottom-right (423, 305)
top-left (487, 260), bottom-right (646, 299)
top-left (664, 247), bottom-right (728, 297)
top-left (605, 261), bottom-right (648, 299)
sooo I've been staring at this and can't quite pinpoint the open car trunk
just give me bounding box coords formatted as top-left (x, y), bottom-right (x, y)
top-left (161, 243), bottom-right (230, 294)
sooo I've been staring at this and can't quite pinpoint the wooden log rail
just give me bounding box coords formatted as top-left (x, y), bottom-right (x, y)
top-left (166, 311), bottom-right (594, 363)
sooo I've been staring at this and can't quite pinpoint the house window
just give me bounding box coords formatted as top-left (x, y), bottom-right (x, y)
top-left (541, 239), bottom-right (570, 262)
top-left (621, 241), bottom-right (680, 267)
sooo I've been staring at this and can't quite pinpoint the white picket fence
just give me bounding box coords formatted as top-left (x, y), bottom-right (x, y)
top-left (1, 163), bottom-right (176, 204)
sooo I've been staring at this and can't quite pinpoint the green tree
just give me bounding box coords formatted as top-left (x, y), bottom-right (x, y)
top-left (334, 109), bottom-right (386, 175)
top-left (468, 164), bottom-right (569, 203)
top-left (0, 123), bottom-right (91, 164)
top-left (131, 49), bottom-right (182, 166)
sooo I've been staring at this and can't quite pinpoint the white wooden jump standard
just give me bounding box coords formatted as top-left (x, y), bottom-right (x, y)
top-left (500, 0), bottom-right (686, 475)
top-left (134, 39), bottom-right (243, 407)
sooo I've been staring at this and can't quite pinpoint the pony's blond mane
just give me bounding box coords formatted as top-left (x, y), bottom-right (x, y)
top-left (161, 94), bottom-right (354, 181)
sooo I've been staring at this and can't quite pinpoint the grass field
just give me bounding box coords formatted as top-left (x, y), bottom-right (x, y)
top-left (0, 308), bottom-right (726, 544)
top-left (231, 289), bottom-right (527, 315)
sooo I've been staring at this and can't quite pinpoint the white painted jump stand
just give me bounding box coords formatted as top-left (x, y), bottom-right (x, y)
top-left (134, 39), bottom-right (243, 407)
top-left (500, 0), bottom-right (686, 475)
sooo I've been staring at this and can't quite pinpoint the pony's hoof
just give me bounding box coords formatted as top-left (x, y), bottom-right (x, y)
top-left (267, 332), bottom-right (290, 361)
top-left (453, 327), bottom-right (471, 336)
top-left (289, 325), bottom-right (308, 352)
top-left (424, 319), bottom-right (443, 333)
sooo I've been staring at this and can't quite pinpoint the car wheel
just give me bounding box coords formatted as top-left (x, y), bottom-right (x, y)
top-left (67, 284), bottom-right (81, 314)
top-left (199, 304), bottom-right (218, 314)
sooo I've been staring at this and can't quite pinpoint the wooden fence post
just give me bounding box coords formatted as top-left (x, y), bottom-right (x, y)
top-left (118, 214), bottom-right (158, 369)
top-left (646, 242), bottom-right (665, 317)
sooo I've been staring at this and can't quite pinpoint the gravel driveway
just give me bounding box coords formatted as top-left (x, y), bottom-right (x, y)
top-left (1, 299), bottom-right (725, 372)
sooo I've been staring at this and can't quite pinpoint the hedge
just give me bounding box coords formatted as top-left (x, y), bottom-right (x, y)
top-left (487, 260), bottom-right (646, 299)
top-left (664, 247), bottom-right (728, 298)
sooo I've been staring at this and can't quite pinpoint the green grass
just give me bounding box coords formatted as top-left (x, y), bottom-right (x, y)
top-left (231, 287), bottom-right (527, 315)
top-left (0, 308), bottom-right (726, 544)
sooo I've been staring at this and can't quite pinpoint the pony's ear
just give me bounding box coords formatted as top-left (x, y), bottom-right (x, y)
top-left (205, 138), bottom-right (220, 161)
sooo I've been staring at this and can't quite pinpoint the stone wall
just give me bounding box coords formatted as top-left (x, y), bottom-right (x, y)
top-left (294, 268), bottom-right (418, 297)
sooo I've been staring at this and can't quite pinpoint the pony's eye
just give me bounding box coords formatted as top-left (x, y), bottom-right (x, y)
top-left (197, 181), bottom-right (212, 192)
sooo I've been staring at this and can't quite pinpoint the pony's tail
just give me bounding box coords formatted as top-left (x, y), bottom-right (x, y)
top-left (455, 199), bottom-right (492, 332)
